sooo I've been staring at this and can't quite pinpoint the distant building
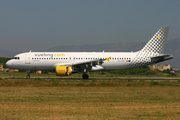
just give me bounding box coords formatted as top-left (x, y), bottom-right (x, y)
top-left (172, 68), bottom-right (180, 71)
top-left (0, 64), bottom-right (3, 68)
top-left (0, 64), bottom-right (19, 72)
top-left (0, 64), bottom-right (3, 71)
top-left (151, 64), bottom-right (171, 71)
top-left (36, 70), bottom-right (42, 74)
top-left (8, 69), bottom-right (19, 72)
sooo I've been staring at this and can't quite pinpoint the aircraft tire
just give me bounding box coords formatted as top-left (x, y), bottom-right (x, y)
top-left (26, 75), bottom-right (30, 79)
top-left (82, 74), bottom-right (89, 79)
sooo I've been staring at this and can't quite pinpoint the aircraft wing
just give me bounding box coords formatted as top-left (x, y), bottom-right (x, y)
top-left (72, 57), bottom-right (110, 66)
top-left (54, 57), bottom-right (111, 71)
top-left (151, 54), bottom-right (173, 63)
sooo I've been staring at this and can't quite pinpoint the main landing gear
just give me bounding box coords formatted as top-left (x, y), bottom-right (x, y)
top-left (26, 70), bottom-right (30, 78)
top-left (82, 73), bottom-right (89, 79)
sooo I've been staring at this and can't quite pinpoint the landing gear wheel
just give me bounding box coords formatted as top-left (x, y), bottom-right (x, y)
top-left (26, 75), bottom-right (30, 79)
top-left (82, 74), bottom-right (89, 79)
top-left (26, 70), bottom-right (31, 79)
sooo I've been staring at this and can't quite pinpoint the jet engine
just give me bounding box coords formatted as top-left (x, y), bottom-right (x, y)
top-left (56, 66), bottom-right (72, 76)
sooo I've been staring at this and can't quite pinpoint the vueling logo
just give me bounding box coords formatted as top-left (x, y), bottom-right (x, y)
top-left (35, 53), bottom-right (53, 57)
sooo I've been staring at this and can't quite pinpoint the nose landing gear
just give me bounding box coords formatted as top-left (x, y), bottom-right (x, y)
top-left (26, 70), bottom-right (30, 78)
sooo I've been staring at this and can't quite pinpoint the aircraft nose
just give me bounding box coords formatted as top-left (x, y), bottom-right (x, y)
top-left (6, 60), bottom-right (11, 68)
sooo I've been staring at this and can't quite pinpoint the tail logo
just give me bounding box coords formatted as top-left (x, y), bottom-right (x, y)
top-left (106, 57), bottom-right (111, 62)
top-left (140, 26), bottom-right (169, 54)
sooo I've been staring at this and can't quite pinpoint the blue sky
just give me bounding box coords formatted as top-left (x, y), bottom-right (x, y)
top-left (0, 0), bottom-right (180, 52)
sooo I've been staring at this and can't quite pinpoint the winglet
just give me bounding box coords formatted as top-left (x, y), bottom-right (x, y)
top-left (106, 57), bottom-right (111, 62)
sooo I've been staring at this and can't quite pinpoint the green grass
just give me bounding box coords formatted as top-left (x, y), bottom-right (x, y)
top-left (0, 81), bottom-right (180, 119)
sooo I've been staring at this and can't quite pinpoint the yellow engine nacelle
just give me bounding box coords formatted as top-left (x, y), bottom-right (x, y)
top-left (56, 66), bottom-right (72, 76)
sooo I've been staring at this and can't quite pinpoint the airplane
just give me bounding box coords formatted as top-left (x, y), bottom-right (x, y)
top-left (6, 26), bottom-right (173, 79)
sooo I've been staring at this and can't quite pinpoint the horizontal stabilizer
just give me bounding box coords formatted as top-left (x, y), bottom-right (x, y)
top-left (151, 54), bottom-right (173, 63)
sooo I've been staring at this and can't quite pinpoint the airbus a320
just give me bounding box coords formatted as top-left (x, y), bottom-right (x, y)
top-left (6, 26), bottom-right (173, 79)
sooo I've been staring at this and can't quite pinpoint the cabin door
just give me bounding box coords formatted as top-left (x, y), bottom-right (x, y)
top-left (25, 54), bottom-right (31, 64)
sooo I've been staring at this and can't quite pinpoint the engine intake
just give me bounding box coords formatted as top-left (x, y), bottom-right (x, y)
top-left (56, 66), bottom-right (72, 76)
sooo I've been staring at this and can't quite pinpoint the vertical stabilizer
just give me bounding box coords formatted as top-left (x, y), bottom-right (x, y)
top-left (140, 26), bottom-right (169, 54)
top-left (127, 26), bottom-right (171, 69)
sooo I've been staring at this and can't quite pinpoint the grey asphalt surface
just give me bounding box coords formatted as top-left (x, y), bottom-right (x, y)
top-left (3, 77), bottom-right (180, 81)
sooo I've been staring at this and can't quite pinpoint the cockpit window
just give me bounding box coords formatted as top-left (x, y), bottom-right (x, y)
top-left (13, 57), bottom-right (20, 60)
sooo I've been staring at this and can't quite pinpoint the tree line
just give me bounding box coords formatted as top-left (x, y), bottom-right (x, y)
top-left (0, 57), bottom-right (11, 68)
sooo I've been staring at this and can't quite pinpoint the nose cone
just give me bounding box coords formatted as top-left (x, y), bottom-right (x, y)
top-left (6, 60), bottom-right (12, 68)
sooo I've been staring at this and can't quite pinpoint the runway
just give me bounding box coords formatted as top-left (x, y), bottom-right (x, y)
top-left (3, 77), bottom-right (180, 81)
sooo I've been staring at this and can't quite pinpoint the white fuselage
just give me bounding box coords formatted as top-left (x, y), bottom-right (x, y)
top-left (6, 52), bottom-right (137, 71)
